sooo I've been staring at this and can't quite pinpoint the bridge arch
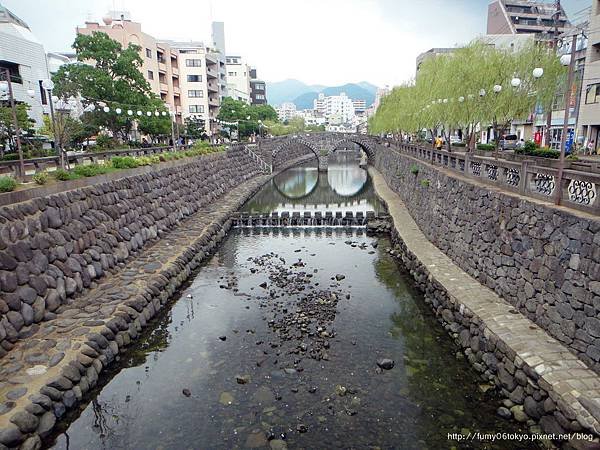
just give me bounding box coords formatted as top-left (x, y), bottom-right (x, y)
top-left (272, 137), bottom-right (320, 169)
top-left (331, 137), bottom-right (375, 162)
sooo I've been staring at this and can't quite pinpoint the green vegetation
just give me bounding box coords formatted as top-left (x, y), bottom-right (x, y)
top-left (515, 147), bottom-right (559, 159)
top-left (217, 97), bottom-right (278, 138)
top-left (73, 163), bottom-right (114, 178)
top-left (369, 40), bottom-right (565, 152)
top-left (53, 168), bottom-right (75, 181)
top-left (0, 176), bottom-right (17, 193)
top-left (0, 104), bottom-right (35, 156)
top-left (111, 156), bottom-right (140, 169)
top-left (410, 164), bottom-right (420, 175)
top-left (53, 32), bottom-right (170, 142)
top-left (420, 179), bottom-right (430, 187)
top-left (32, 171), bottom-right (49, 185)
top-left (476, 143), bottom-right (495, 151)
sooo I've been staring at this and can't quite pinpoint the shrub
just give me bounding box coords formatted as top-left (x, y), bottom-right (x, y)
top-left (1, 153), bottom-right (20, 161)
top-left (111, 156), bottom-right (139, 169)
top-left (32, 171), bottom-right (49, 185)
top-left (452, 142), bottom-right (466, 147)
top-left (96, 134), bottom-right (115, 149)
top-left (73, 164), bottom-right (111, 177)
top-left (54, 169), bottom-right (76, 181)
top-left (0, 176), bottom-right (17, 192)
top-left (523, 140), bottom-right (537, 152)
top-left (410, 164), bottom-right (419, 175)
top-left (476, 143), bottom-right (495, 151)
top-left (420, 179), bottom-right (430, 187)
top-left (515, 147), bottom-right (559, 159)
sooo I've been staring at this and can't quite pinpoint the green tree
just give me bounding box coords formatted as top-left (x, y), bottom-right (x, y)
top-left (39, 113), bottom-right (98, 150)
top-left (53, 32), bottom-right (163, 141)
top-left (217, 97), bottom-right (279, 138)
top-left (137, 98), bottom-right (172, 142)
top-left (0, 103), bottom-right (35, 156)
top-left (184, 116), bottom-right (206, 139)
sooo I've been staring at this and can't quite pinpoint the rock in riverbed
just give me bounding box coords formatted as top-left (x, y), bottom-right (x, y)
top-left (376, 358), bottom-right (395, 370)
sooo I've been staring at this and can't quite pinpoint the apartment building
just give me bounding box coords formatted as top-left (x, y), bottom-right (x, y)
top-left (0, 4), bottom-right (50, 127)
top-left (313, 92), bottom-right (355, 124)
top-left (276, 102), bottom-right (297, 122)
top-left (249, 67), bottom-right (267, 105)
top-left (77, 11), bottom-right (182, 123)
top-left (211, 22), bottom-right (228, 101)
top-left (353, 99), bottom-right (366, 114)
top-left (166, 41), bottom-right (213, 135)
top-left (578, 1), bottom-right (600, 152)
top-left (487, 0), bottom-right (570, 38)
top-left (226, 55), bottom-right (251, 103)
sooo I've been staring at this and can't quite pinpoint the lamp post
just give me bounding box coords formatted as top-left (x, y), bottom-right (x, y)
top-left (41, 79), bottom-right (66, 169)
top-left (1, 69), bottom-right (25, 178)
top-left (555, 32), bottom-right (578, 206)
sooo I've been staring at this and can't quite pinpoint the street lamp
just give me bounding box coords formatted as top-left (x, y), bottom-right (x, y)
top-left (2, 70), bottom-right (25, 178)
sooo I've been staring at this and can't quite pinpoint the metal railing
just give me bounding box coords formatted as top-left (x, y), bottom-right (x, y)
top-left (237, 144), bottom-right (272, 174)
top-left (391, 142), bottom-right (600, 215)
top-left (0, 145), bottom-right (191, 181)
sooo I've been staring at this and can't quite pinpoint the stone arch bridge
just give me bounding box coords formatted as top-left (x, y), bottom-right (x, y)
top-left (254, 133), bottom-right (380, 171)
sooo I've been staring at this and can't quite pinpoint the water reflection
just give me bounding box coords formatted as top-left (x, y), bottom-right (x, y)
top-left (244, 152), bottom-right (384, 214)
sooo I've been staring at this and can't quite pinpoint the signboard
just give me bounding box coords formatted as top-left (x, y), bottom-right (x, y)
top-left (534, 131), bottom-right (542, 146)
top-left (565, 129), bottom-right (574, 154)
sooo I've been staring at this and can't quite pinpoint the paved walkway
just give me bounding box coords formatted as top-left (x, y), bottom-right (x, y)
top-left (369, 167), bottom-right (600, 436)
top-left (0, 173), bottom-right (271, 433)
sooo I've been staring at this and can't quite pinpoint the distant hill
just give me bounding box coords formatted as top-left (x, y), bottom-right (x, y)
top-left (266, 79), bottom-right (377, 107)
top-left (293, 83), bottom-right (376, 110)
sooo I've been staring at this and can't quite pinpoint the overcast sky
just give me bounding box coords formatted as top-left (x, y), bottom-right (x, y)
top-left (2, 0), bottom-right (586, 87)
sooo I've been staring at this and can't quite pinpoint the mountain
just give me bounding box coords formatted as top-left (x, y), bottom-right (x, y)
top-left (292, 83), bottom-right (376, 110)
top-left (265, 79), bottom-right (378, 107)
top-left (266, 79), bottom-right (314, 107)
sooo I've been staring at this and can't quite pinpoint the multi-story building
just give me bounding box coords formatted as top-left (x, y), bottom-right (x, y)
top-left (0, 4), bottom-right (50, 127)
top-left (314, 92), bottom-right (355, 124)
top-left (77, 11), bottom-right (183, 123)
top-left (487, 0), bottom-right (570, 38)
top-left (165, 41), bottom-right (213, 134)
top-left (276, 102), bottom-right (297, 122)
top-left (211, 22), bottom-right (228, 101)
top-left (226, 55), bottom-right (250, 103)
top-left (249, 67), bottom-right (267, 105)
top-left (297, 109), bottom-right (326, 126)
top-left (353, 99), bottom-right (366, 114)
top-left (578, 1), bottom-right (600, 153)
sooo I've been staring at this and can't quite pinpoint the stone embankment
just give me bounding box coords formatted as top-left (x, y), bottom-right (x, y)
top-left (0, 147), bottom-right (270, 448)
top-left (370, 158), bottom-right (600, 447)
top-left (373, 145), bottom-right (600, 376)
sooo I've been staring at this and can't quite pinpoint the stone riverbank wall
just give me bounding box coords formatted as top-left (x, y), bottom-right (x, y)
top-left (0, 147), bottom-right (270, 448)
top-left (374, 146), bottom-right (600, 375)
top-left (371, 147), bottom-right (600, 446)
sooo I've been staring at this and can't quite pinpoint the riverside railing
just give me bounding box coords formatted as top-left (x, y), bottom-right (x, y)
top-left (0, 145), bottom-right (196, 180)
top-left (392, 143), bottom-right (600, 215)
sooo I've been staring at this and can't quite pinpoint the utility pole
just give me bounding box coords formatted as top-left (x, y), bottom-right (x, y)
top-left (545, 0), bottom-right (562, 148)
top-left (554, 31), bottom-right (578, 206)
top-left (2, 68), bottom-right (25, 178)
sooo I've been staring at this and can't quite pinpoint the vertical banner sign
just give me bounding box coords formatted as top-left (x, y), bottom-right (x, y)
top-left (534, 131), bottom-right (542, 146)
top-left (565, 130), bottom-right (574, 153)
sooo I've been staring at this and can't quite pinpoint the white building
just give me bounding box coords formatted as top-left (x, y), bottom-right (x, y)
top-left (314, 92), bottom-right (355, 125)
top-left (296, 109), bottom-right (326, 126)
top-left (166, 41), bottom-right (215, 135)
top-left (211, 22), bottom-right (228, 101)
top-left (226, 55), bottom-right (250, 103)
top-left (276, 102), bottom-right (297, 122)
top-left (0, 4), bottom-right (50, 127)
top-left (353, 99), bottom-right (366, 114)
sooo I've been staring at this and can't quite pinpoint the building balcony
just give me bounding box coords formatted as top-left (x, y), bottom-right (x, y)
top-left (208, 96), bottom-right (219, 107)
top-left (158, 62), bottom-right (167, 73)
top-left (160, 82), bottom-right (169, 94)
top-left (172, 67), bottom-right (179, 76)
top-left (176, 105), bottom-right (182, 114)
top-left (173, 86), bottom-right (181, 96)
top-left (208, 82), bottom-right (219, 93)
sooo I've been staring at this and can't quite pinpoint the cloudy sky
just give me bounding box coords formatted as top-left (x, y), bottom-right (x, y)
top-left (2, 0), bottom-right (586, 87)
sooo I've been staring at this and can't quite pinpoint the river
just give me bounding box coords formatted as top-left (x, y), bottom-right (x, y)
top-left (48, 152), bottom-right (537, 449)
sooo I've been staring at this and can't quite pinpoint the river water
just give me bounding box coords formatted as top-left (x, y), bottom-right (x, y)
top-left (49, 152), bottom-right (537, 450)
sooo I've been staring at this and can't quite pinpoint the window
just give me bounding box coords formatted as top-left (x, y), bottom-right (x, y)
top-left (186, 59), bottom-right (202, 67)
top-left (146, 48), bottom-right (152, 58)
top-left (255, 94), bottom-right (265, 100)
top-left (38, 80), bottom-right (47, 105)
top-left (591, 42), bottom-right (600, 63)
top-left (228, 71), bottom-right (236, 76)
top-left (147, 70), bottom-right (154, 80)
top-left (585, 83), bottom-right (600, 104)
top-left (0, 61), bottom-right (21, 83)
top-left (188, 90), bottom-right (204, 98)
top-left (189, 105), bottom-right (205, 113)
top-left (187, 75), bottom-right (202, 82)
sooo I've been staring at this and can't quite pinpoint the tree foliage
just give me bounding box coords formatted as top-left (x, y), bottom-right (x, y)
top-left (217, 97), bottom-right (278, 137)
top-left (0, 103), bottom-right (35, 154)
top-left (53, 32), bottom-right (170, 140)
top-left (369, 40), bottom-right (565, 150)
top-left (183, 116), bottom-right (206, 139)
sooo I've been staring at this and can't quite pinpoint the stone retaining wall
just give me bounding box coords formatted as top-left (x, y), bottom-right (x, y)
top-left (373, 147), bottom-right (600, 375)
top-left (0, 148), bottom-right (260, 358)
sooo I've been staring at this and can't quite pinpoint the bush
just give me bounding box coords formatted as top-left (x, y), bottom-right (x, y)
top-left (1, 153), bottom-right (20, 161)
top-left (111, 156), bottom-right (139, 169)
top-left (410, 164), bottom-right (419, 175)
top-left (451, 142), bottom-right (466, 147)
top-left (32, 171), bottom-right (49, 185)
top-left (476, 143), bottom-right (495, 151)
top-left (53, 168), bottom-right (74, 181)
top-left (523, 140), bottom-right (537, 152)
top-left (0, 176), bottom-right (17, 192)
top-left (420, 179), bottom-right (430, 187)
top-left (96, 134), bottom-right (116, 149)
top-left (73, 164), bottom-right (111, 177)
top-left (515, 147), bottom-right (559, 159)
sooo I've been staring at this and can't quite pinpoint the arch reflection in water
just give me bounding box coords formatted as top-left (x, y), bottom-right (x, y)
top-left (243, 152), bottom-right (384, 214)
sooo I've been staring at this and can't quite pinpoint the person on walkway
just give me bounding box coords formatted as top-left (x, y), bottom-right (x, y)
top-left (435, 136), bottom-right (443, 150)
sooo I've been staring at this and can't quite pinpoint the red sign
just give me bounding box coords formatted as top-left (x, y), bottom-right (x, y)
top-left (534, 132), bottom-right (542, 145)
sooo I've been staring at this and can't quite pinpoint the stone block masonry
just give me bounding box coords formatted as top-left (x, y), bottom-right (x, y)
top-left (372, 145), bottom-right (600, 377)
top-left (370, 168), bottom-right (600, 447)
